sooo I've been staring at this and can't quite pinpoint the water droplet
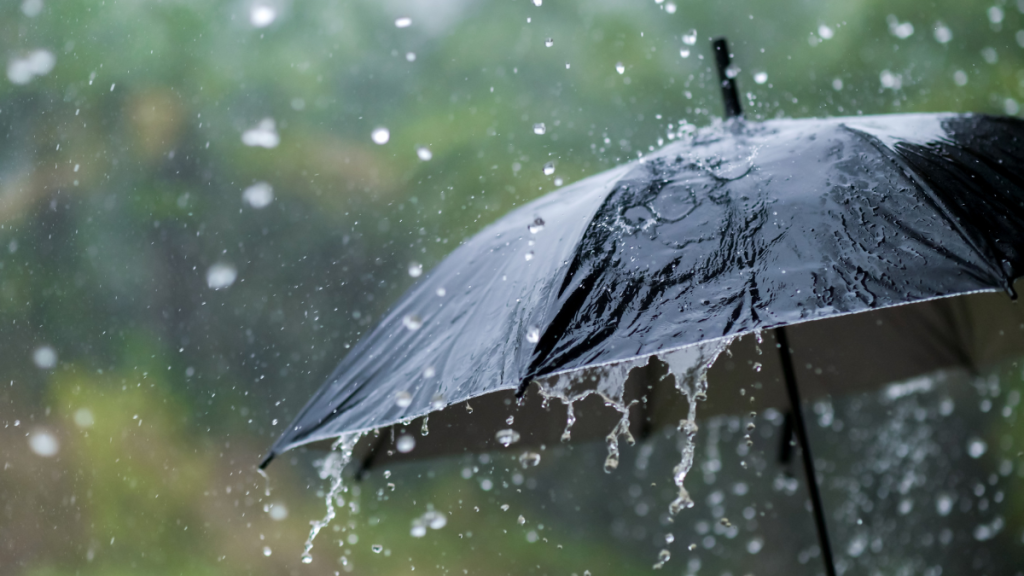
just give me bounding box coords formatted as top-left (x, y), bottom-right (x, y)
top-left (518, 452), bottom-right (541, 467)
top-left (496, 429), bottom-right (521, 447)
top-left (28, 428), bottom-right (59, 457)
top-left (817, 24), bottom-right (834, 39)
top-left (988, 6), bottom-right (1004, 24)
top-left (429, 395), bottom-right (444, 410)
top-left (410, 523), bottom-right (427, 538)
top-left (665, 533), bottom-right (675, 544)
top-left (517, 515), bottom-right (526, 525)
top-left (396, 434), bottom-right (416, 453)
top-left (242, 181), bottom-right (274, 208)
top-left (206, 263), bottom-right (238, 290)
top-left (501, 503), bottom-right (510, 511)
top-left (241, 118), bottom-right (279, 148)
top-left (7, 49), bottom-right (56, 85)
top-left (887, 15), bottom-right (914, 39)
top-left (267, 502), bottom-right (288, 520)
top-left (953, 70), bottom-right (968, 86)
top-left (528, 217), bottom-right (545, 233)
top-left (543, 162), bottom-right (555, 175)
top-left (402, 314), bottom-right (423, 331)
top-left (406, 52), bottom-right (416, 62)
top-left (832, 78), bottom-right (844, 91)
top-left (506, 415), bottom-right (515, 425)
top-left (408, 262), bottom-right (423, 278)
top-left (21, 0), bottom-right (43, 18)
top-left (371, 127), bottom-right (390, 145)
top-left (250, 4), bottom-right (277, 28)
top-left (371, 544), bottom-right (383, 553)
top-left (967, 437), bottom-right (987, 458)
top-left (653, 549), bottom-right (671, 569)
top-left (532, 0), bottom-right (541, 5)
top-left (753, 71), bottom-right (768, 84)
top-left (435, 287), bottom-right (446, 297)
top-left (936, 493), bottom-right (954, 516)
top-left (679, 49), bottom-right (690, 58)
top-left (73, 408), bottom-right (94, 428)
top-left (394, 17), bottom-right (412, 28)
top-left (301, 556), bottom-right (312, 564)
top-left (32, 345), bottom-right (57, 369)
top-left (395, 391), bottom-right (413, 408)
top-left (665, 2), bottom-right (676, 14)
top-left (682, 29), bottom-right (698, 45)
top-left (533, 122), bottom-right (546, 135)
top-left (725, 64), bottom-right (740, 79)
top-left (416, 146), bottom-right (432, 161)
top-left (544, 38), bottom-right (554, 47)
top-left (262, 546), bottom-right (272, 557)
top-left (615, 62), bottom-right (625, 74)
top-left (752, 362), bottom-right (762, 372)
top-left (933, 22), bottom-right (953, 44)
top-left (554, 177), bottom-right (563, 186)
top-left (526, 326), bottom-right (541, 344)
top-left (524, 251), bottom-right (534, 261)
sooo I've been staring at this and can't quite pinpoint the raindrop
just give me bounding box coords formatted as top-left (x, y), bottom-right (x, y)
top-left (206, 263), bottom-right (238, 290)
top-left (887, 15), bottom-right (914, 39)
top-left (524, 251), bottom-right (535, 261)
top-left (533, 123), bottom-right (546, 135)
top-left (410, 523), bottom-right (427, 537)
top-left (747, 537), bottom-right (764, 554)
top-left (402, 314), bottom-right (423, 331)
top-left (933, 22), bottom-right (953, 43)
top-left (526, 326), bottom-right (541, 344)
top-left (752, 362), bottom-right (762, 372)
top-left (501, 503), bottom-right (510, 511)
top-left (242, 182), bottom-right (274, 208)
top-left (679, 49), bottom-right (690, 58)
top-left (543, 162), bottom-right (555, 175)
top-left (371, 127), bottom-right (390, 145)
top-left (653, 549), bottom-right (671, 569)
top-left (753, 71), bottom-right (768, 84)
top-left (408, 262), bottom-right (423, 278)
top-left (615, 62), bottom-right (625, 74)
top-left (267, 502), bottom-right (288, 520)
top-left (682, 29), bottom-right (698, 45)
top-left (495, 429), bottom-right (521, 447)
top-left (73, 408), bottom-right (94, 428)
top-left (395, 391), bottom-right (413, 408)
top-left (981, 47), bottom-right (998, 64)
top-left (371, 544), bottom-right (383, 553)
top-left (250, 4), bottom-right (276, 28)
top-left (517, 515), bottom-right (526, 525)
top-left (406, 52), bottom-right (416, 62)
top-left (533, 0), bottom-right (541, 5)
top-left (21, 0), bottom-right (43, 18)
top-left (506, 416), bottom-right (514, 425)
top-left (554, 177), bottom-right (563, 186)
top-left (262, 546), bottom-right (272, 557)
top-left (967, 437), bottom-right (987, 458)
top-left (832, 78), bottom-right (844, 91)
top-left (241, 118), bottom-right (279, 148)
top-left (423, 366), bottom-right (436, 378)
top-left (725, 64), bottom-right (740, 79)
top-left (665, 533), bottom-right (675, 543)
top-left (989, 6), bottom-right (1005, 24)
top-left (936, 493), bottom-right (953, 516)
top-left (395, 17), bottom-right (412, 28)
top-left (33, 345), bottom-right (57, 369)
top-left (665, 2), bottom-right (676, 14)
top-left (528, 217), bottom-right (545, 233)
top-left (818, 25), bottom-right (834, 39)
top-left (953, 70), bottom-right (968, 86)
top-left (435, 287), bottom-right (446, 297)
top-left (396, 434), bottom-right (416, 453)
top-left (28, 429), bottom-right (59, 457)
top-left (519, 452), bottom-right (541, 467)
top-left (544, 38), bottom-right (554, 48)
top-left (7, 49), bottom-right (55, 85)
top-left (416, 147), bottom-right (432, 161)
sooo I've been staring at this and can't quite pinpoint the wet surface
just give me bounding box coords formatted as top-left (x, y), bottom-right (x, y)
top-left (265, 113), bottom-right (1024, 464)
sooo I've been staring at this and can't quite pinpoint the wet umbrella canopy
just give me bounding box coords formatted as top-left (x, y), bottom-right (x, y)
top-left (263, 39), bottom-right (1024, 574)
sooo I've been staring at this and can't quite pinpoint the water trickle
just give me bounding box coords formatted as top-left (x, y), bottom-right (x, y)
top-left (496, 429), bottom-right (521, 447)
top-left (300, 433), bottom-right (362, 564)
top-left (421, 415), bottom-right (429, 436)
top-left (661, 339), bottom-right (733, 517)
top-left (257, 468), bottom-right (272, 498)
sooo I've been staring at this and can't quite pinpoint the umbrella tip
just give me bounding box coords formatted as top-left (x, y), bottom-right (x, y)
top-left (711, 37), bottom-right (743, 120)
top-left (258, 450), bottom-right (276, 470)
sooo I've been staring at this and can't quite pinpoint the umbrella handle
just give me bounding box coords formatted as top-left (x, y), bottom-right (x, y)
top-left (712, 38), bottom-right (743, 120)
top-left (776, 327), bottom-right (838, 576)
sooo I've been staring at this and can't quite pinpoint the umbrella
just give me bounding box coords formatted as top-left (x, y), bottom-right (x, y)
top-left (262, 39), bottom-right (1024, 573)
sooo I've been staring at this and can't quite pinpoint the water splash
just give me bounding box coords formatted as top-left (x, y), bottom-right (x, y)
top-left (660, 339), bottom-right (733, 517)
top-left (300, 432), bottom-right (362, 564)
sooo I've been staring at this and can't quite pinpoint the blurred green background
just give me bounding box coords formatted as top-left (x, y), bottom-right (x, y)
top-left (1, 0), bottom-right (1023, 574)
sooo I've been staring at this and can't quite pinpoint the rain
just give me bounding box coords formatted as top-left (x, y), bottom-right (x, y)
top-left (2, 1), bottom-right (1024, 575)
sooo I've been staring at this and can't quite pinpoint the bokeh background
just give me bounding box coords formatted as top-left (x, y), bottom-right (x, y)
top-left (1, 0), bottom-right (1023, 575)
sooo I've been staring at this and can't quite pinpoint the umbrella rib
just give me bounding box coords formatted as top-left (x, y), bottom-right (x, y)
top-left (775, 326), bottom-right (838, 576)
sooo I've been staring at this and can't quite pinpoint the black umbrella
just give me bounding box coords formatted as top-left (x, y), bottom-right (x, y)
top-left (262, 39), bottom-right (1024, 574)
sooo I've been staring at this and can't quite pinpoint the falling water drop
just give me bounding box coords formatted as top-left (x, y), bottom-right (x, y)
top-left (394, 17), bottom-right (412, 28)
top-left (416, 146), bottom-right (432, 161)
top-left (615, 62), bottom-right (625, 74)
top-left (371, 127), bottom-right (390, 145)
top-left (262, 546), bottom-right (272, 557)
top-left (753, 71), bottom-right (768, 84)
top-left (396, 434), bottom-right (416, 453)
top-left (533, 123), bottom-right (546, 135)
top-left (496, 429), bottom-right (521, 447)
top-left (526, 326), bottom-right (541, 344)
top-left (408, 262), bottom-right (423, 278)
top-left (371, 544), bottom-right (383, 553)
top-left (402, 314), bottom-right (423, 331)
top-left (653, 549), bottom-right (671, 569)
top-left (679, 49), bottom-right (690, 58)
top-left (682, 29), bottom-right (698, 45)
top-left (543, 162), bottom-right (555, 175)
top-left (544, 38), bottom-right (554, 47)
top-left (519, 452), bottom-right (541, 467)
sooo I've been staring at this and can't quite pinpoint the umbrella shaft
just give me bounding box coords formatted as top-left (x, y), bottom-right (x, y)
top-left (776, 327), bottom-right (838, 576)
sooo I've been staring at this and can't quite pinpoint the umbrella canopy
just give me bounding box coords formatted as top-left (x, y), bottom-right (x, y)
top-left (262, 110), bottom-right (1024, 467)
